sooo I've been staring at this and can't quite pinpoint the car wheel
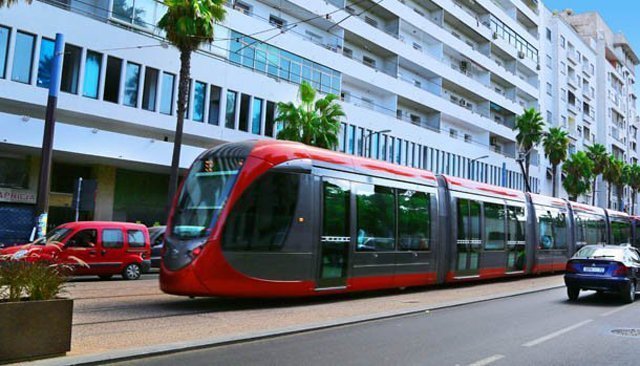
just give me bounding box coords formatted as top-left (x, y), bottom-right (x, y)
top-left (122, 263), bottom-right (141, 280)
top-left (621, 282), bottom-right (636, 304)
top-left (567, 286), bottom-right (580, 301)
top-left (98, 275), bottom-right (113, 280)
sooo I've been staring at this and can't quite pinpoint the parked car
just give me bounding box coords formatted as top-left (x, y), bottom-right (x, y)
top-left (0, 221), bottom-right (151, 280)
top-left (148, 225), bottom-right (166, 268)
top-left (564, 244), bottom-right (640, 303)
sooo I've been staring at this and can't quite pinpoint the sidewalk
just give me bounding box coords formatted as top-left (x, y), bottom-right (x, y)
top-left (27, 274), bottom-right (564, 365)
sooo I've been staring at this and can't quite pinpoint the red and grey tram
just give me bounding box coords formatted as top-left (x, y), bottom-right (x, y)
top-left (160, 140), bottom-right (636, 298)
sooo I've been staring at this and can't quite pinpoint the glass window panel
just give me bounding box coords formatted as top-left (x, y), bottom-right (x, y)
top-left (347, 125), bottom-right (355, 154)
top-left (241, 45), bottom-right (255, 68)
top-left (103, 56), bottom-right (122, 103)
top-left (398, 190), bottom-right (430, 251)
top-left (61, 44), bottom-right (81, 94)
top-left (159, 72), bottom-right (175, 114)
top-left (225, 90), bottom-right (237, 129)
top-left (239, 94), bottom-right (250, 132)
top-left (356, 185), bottom-right (395, 252)
top-left (112, 0), bottom-right (134, 22)
top-left (192, 81), bottom-right (206, 122)
top-left (0, 26), bottom-right (9, 79)
top-left (611, 221), bottom-right (631, 245)
top-left (290, 62), bottom-right (301, 83)
top-left (123, 62), bottom-right (141, 107)
top-left (265, 101), bottom-right (276, 137)
top-left (141, 67), bottom-right (159, 110)
top-left (12, 31), bottom-right (35, 84)
top-left (537, 206), bottom-right (567, 249)
top-left (127, 230), bottom-right (145, 248)
top-left (36, 38), bottom-right (54, 88)
top-left (484, 202), bottom-right (505, 250)
top-left (323, 179), bottom-right (350, 238)
top-left (279, 58), bottom-right (290, 80)
top-left (267, 50), bottom-right (279, 77)
top-left (208, 85), bottom-right (221, 125)
top-left (507, 206), bottom-right (526, 242)
top-left (134, 0), bottom-right (158, 28)
top-left (254, 48), bottom-right (267, 72)
top-left (252, 97), bottom-right (263, 135)
top-left (102, 229), bottom-right (124, 248)
top-left (229, 37), bottom-right (242, 64)
top-left (83, 50), bottom-right (102, 99)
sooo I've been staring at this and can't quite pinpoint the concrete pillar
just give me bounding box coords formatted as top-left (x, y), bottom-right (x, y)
top-left (93, 165), bottom-right (116, 221)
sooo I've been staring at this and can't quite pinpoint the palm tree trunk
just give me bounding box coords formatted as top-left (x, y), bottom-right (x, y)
top-left (608, 183), bottom-right (612, 209)
top-left (166, 48), bottom-right (191, 216)
top-left (592, 178), bottom-right (597, 205)
top-left (633, 190), bottom-right (636, 215)
top-left (525, 154), bottom-right (530, 187)
top-left (552, 164), bottom-right (557, 197)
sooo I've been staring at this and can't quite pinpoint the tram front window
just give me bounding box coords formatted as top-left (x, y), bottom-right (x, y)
top-left (170, 156), bottom-right (243, 240)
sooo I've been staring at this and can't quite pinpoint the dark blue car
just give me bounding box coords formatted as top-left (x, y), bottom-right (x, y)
top-left (565, 245), bottom-right (640, 303)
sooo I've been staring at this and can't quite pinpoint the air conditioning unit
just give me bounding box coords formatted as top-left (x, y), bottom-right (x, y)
top-left (343, 47), bottom-right (353, 59)
top-left (518, 51), bottom-right (525, 59)
top-left (460, 61), bottom-right (469, 72)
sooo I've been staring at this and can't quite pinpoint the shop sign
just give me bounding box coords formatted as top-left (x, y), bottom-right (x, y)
top-left (0, 188), bottom-right (37, 204)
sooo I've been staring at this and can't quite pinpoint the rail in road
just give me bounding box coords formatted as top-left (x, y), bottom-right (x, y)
top-left (61, 274), bottom-right (564, 358)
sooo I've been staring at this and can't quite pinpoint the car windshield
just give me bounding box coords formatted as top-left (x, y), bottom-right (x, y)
top-left (34, 227), bottom-right (72, 245)
top-left (169, 156), bottom-right (244, 241)
top-left (574, 246), bottom-right (625, 261)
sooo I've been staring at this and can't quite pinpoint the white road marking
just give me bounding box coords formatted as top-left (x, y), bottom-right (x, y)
top-left (467, 354), bottom-right (505, 366)
top-left (601, 303), bottom-right (634, 317)
top-left (522, 319), bottom-right (593, 347)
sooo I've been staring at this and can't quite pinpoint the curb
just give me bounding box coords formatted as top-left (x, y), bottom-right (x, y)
top-left (27, 283), bottom-right (564, 366)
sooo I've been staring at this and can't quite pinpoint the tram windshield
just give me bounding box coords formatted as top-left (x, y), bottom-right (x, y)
top-left (170, 156), bottom-right (244, 240)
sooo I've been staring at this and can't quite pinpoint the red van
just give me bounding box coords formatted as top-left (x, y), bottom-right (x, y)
top-left (0, 221), bottom-right (151, 280)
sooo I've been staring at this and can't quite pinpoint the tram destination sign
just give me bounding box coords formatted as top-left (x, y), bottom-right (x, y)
top-left (0, 188), bottom-right (37, 204)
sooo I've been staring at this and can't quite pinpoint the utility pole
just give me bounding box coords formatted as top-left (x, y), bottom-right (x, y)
top-left (34, 33), bottom-right (64, 239)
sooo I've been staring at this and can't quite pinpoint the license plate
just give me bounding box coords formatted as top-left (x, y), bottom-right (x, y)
top-left (583, 266), bottom-right (605, 273)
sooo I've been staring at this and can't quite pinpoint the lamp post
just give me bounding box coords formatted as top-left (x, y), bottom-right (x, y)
top-left (468, 155), bottom-right (488, 181)
top-left (364, 129), bottom-right (391, 158)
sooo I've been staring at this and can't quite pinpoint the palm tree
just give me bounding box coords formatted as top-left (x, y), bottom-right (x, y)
top-left (158, 0), bottom-right (226, 212)
top-left (514, 108), bottom-right (545, 180)
top-left (585, 143), bottom-right (608, 205)
top-left (276, 81), bottom-right (345, 149)
top-left (542, 127), bottom-right (569, 197)
top-left (562, 152), bottom-right (594, 201)
top-left (625, 164), bottom-right (640, 215)
top-left (603, 156), bottom-right (624, 209)
top-left (0, 0), bottom-right (30, 7)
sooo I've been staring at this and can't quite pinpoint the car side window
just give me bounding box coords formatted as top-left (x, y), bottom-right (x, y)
top-left (629, 249), bottom-right (640, 263)
top-left (102, 229), bottom-right (124, 248)
top-left (127, 230), bottom-right (146, 248)
top-left (154, 234), bottom-right (164, 246)
top-left (67, 229), bottom-right (97, 248)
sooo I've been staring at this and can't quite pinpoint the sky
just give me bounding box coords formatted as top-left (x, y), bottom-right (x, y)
top-left (543, 0), bottom-right (640, 54)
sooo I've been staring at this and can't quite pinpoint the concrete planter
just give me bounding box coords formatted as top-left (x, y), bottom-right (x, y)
top-left (0, 298), bottom-right (73, 363)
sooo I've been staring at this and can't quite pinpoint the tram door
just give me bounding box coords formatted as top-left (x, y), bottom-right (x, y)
top-left (317, 178), bottom-right (351, 289)
top-left (455, 198), bottom-right (482, 277)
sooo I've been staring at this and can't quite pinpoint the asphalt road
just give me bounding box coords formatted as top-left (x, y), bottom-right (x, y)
top-left (112, 288), bottom-right (640, 366)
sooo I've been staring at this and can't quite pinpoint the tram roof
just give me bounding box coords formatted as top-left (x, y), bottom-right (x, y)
top-left (250, 140), bottom-right (438, 185)
top-left (607, 209), bottom-right (630, 220)
top-left (529, 193), bottom-right (568, 209)
top-left (441, 175), bottom-right (526, 201)
top-left (568, 201), bottom-right (606, 216)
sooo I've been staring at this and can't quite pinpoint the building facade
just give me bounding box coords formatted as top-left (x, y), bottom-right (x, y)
top-left (0, 0), bottom-right (636, 243)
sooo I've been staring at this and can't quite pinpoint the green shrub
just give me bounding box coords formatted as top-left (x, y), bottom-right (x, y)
top-left (0, 261), bottom-right (69, 302)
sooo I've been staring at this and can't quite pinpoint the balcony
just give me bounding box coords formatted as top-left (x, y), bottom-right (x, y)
top-left (567, 49), bottom-right (578, 65)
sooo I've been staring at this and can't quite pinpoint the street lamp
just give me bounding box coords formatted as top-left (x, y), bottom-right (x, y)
top-left (468, 155), bottom-right (489, 181)
top-left (364, 129), bottom-right (391, 158)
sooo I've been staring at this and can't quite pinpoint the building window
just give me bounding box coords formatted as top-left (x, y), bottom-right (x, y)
top-left (239, 94), bottom-right (251, 132)
top-left (269, 14), bottom-right (286, 28)
top-left (122, 62), bottom-right (141, 107)
top-left (36, 38), bottom-right (55, 88)
top-left (265, 101), bottom-right (276, 137)
top-left (0, 157), bottom-right (29, 189)
top-left (61, 44), bottom-right (81, 94)
top-left (12, 31), bottom-right (35, 84)
top-left (225, 90), bottom-right (237, 128)
top-left (252, 97), bottom-right (263, 135)
top-left (208, 85), bottom-right (221, 125)
top-left (83, 51), bottom-right (102, 99)
top-left (546, 111), bottom-right (552, 124)
top-left (546, 54), bottom-right (552, 69)
top-left (356, 184), bottom-right (395, 251)
top-left (141, 67), bottom-right (159, 110)
top-left (546, 82), bottom-right (552, 96)
top-left (546, 28), bottom-right (551, 41)
top-left (104, 56), bottom-right (122, 103)
top-left (0, 26), bottom-right (9, 79)
top-left (348, 125), bottom-right (355, 154)
top-left (192, 81), bottom-right (206, 122)
top-left (159, 72), bottom-right (175, 115)
top-left (560, 36), bottom-right (565, 48)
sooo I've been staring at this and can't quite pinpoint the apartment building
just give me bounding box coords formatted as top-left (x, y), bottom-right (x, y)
top-left (0, 0), bottom-right (544, 242)
top-left (557, 10), bottom-right (639, 210)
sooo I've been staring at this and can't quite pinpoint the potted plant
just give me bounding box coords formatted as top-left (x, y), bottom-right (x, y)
top-left (0, 251), bottom-right (74, 363)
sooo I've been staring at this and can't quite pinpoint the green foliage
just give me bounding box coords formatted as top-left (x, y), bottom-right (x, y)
top-left (542, 127), bottom-right (569, 197)
top-left (586, 143), bottom-right (608, 205)
top-left (0, 0), bottom-right (31, 8)
top-left (0, 261), bottom-right (68, 302)
top-left (626, 164), bottom-right (640, 214)
top-left (603, 155), bottom-right (625, 209)
top-left (562, 151), bottom-right (594, 201)
top-left (276, 81), bottom-right (345, 149)
top-left (158, 0), bottom-right (226, 52)
top-left (514, 108), bottom-right (545, 178)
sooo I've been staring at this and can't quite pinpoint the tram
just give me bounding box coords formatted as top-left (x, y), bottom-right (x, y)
top-left (160, 140), bottom-right (637, 298)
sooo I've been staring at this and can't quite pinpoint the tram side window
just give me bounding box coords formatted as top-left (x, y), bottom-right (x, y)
top-left (536, 207), bottom-right (568, 249)
top-left (222, 172), bottom-right (300, 251)
top-left (611, 220), bottom-right (631, 245)
top-left (578, 214), bottom-right (607, 245)
top-left (484, 202), bottom-right (505, 250)
top-left (356, 184), bottom-right (395, 251)
top-left (398, 190), bottom-right (431, 251)
top-left (507, 206), bottom-right (526, 243)
top-left (457, 198), bottom-right (481, 242)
